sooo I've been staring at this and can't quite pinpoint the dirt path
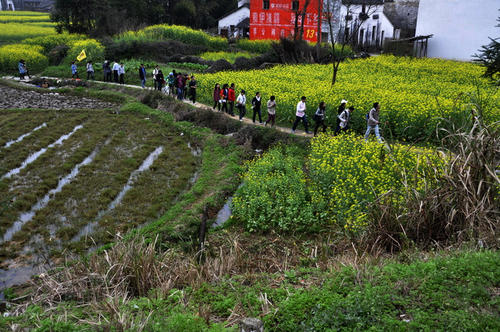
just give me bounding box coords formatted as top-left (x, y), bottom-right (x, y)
top-left (2, 76), bottom-right (314, 138)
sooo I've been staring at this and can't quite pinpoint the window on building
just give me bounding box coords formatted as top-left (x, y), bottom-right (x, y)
top-left (372, 26), bottom-right (376, 41)
top-left (263, 0), bottom-right (269, 10)
top-left (292, 1), bottom-right (300, 11)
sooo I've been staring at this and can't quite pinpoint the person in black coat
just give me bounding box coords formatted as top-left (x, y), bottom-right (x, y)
top-left (156, 70), bottom-right (164, 91)
top-left (251, 92), bottom-right (263, 124)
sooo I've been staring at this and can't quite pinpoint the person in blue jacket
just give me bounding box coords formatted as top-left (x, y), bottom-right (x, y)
top-left (71, 61), bottom-right (79, 79)
top-left (18, 60), bottom-right (28, 80)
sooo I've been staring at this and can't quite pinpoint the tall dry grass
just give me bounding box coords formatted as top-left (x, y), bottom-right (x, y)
top-left (364, 91), bottom-right (499, 252)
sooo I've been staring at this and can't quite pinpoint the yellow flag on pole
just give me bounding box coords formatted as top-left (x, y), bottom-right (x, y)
top-left (76, 49), bottom-right (87, 62)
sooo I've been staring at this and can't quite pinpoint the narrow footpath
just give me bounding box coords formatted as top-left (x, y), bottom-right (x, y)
top-left (2, 76), bottom-right (314, 138)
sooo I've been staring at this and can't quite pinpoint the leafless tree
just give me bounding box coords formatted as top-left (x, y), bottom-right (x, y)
top-left (294, 0), bottom-right (312, 41)
top-left (324, 0), bottom-right (378, 86)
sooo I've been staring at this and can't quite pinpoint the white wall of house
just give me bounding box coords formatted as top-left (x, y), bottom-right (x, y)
top-left (218, 7), bottom-right (250, 35)
top-left (328, 4), bottom-right (395, 47)
top-left (0, 0), bottom-right (16, 10)
top-left (415, 0), bottom-right (499, 61)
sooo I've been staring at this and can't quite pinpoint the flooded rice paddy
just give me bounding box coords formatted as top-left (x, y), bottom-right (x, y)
top-left (0, 109), bottom-right (198, 290)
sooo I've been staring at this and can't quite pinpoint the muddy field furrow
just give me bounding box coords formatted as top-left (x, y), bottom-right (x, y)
top-left (0, 114), bottom-right (118, 235)
top-left (0, 111), bottom-right (48, 147)
top-left (0, 111), bottom-right (197, 264)
top-left (0, 112), bottom-right (89, 175)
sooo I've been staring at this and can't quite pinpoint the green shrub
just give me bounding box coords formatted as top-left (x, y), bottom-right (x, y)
top-left (236, 39), bottom-right (274, 54)
top-left (65, 39), bottom-right (104, 64)
top-left (200, 51), bottom-right (257, 64)
top-left (0, 44), bottom-right (48, 73)
top-left (115, 24), bottom-right (228, 51)
top-left (23, 33), bottom-right (85, 53)
top-left (0, 22), bottom-right (56, 43)
top-left (232, 146), bottom-right (319, 233)
top-left (168, 62), bottom-right (209, 72)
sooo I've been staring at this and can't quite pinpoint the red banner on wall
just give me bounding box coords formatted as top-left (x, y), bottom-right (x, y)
top-left (249, 0), bottom-right (322, 42)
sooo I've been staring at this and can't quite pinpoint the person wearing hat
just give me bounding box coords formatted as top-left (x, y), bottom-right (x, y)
top-left (337, 106), bottom-right (355, 134)
top-left (335, 99), bottom-right (348, 135)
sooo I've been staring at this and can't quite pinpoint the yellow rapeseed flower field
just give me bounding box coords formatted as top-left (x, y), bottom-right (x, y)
top-left (308, 133), bottom-right (444, 232)
top-left (198, 56), bottom-right (500, 142)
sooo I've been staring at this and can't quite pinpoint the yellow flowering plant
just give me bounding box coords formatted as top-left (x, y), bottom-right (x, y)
top-left (308, 133), bottom-right (444, 233)
top-left (197, 56), bottom-right (500, 142)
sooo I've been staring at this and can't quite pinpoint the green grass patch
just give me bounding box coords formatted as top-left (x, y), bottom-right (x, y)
top-left (200, 51), bottom-right (257, 64)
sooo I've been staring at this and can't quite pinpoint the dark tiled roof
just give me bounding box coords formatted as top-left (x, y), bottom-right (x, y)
top-left (342, 0), bottom-right (385, 5)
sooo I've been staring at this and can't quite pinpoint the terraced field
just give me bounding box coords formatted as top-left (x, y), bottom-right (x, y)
top-left (0, 108), bottom-right (198, 281)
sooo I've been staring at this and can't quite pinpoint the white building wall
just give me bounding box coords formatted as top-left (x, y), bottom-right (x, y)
top-left (329, 4), bottom-right (394, 46)
top-left (0, 0), bottom-right (16, 10)
top-left (218, 7), bottom-right (250, 34)
top-left (415, 0), bottom-right (499, 61)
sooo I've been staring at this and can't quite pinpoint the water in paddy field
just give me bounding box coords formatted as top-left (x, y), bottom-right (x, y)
top-left (187, 142), bottom-right (202, 157)
top-left (0, 266), bottom-right (43, 296)
top-left (1, 139), bottom-right (101, 243)
top-left (72, 146), bottom-right (164, 242)
top-left (213, 197), bottom-right (233, 228)
top-left (2, 123), bottom-right (47, 149)
top-left (1, 124), bottom-right (83, 179)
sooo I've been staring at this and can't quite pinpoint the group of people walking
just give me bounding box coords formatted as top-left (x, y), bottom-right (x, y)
top-left (18, 59), bottom-right (382, 142)
top-left (211, 84), bottom-right (383, 141)
top-left (212, 84), bottom-right (278, 127)
top-left (150, 66), bottom-right (197, 103)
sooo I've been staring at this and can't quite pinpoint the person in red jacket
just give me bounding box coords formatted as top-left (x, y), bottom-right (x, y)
top-left (228, 83), bottom-right (236, 116)
top-left (220, 83), bottom-right (229, 113)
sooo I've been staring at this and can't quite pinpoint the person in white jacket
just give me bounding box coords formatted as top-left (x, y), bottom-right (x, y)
top-left (118, 63), bottom-right (125, 84)
top-left (86, 61), bottom-right (94, 80)
top-left (292, 96), bottom-right (310, 134)
top-left (236, 90), bottom-right (247, 121)
top-left (152, 65), bottom-right (159, 90)
top-left (112, 61), bottom-right (120, 83)
top-left (336, 106), bottom-right (354, 135)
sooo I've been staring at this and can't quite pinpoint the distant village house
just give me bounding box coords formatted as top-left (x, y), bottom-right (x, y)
top-left (0, 0), bottom-right (16, 10)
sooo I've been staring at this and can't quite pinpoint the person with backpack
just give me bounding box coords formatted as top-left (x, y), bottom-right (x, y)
top-left (213, 83), bottom-right (221, 111)
top-left (292, 96), bottom-right (310, 134)
top-left (251, 92), bottom-right (263, 124)
top-left (313, 101), bottom-right (327, 136)
top-left (189, 75), bottom-right (197, 104)
top-left (364, 102), bottom-right (383, 142)
top-left (86, 61), bottom-right (94, 80)
top-left (335, 99), bottom-right (348, 133)
top-left (337, 106), bottom-right (355, 134)
top-left (220, 84), bottom-right (229, 113)
top-left (139, 64), bottom-right (147, 88)
top-left (71, 61), bottom-right (79, 79)
top-left (236, 89), bottom-right (247, 121)
top-left (228, 83), bottom-right (236, 116)
top-left (265, 95), bottom-right (277, 127)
